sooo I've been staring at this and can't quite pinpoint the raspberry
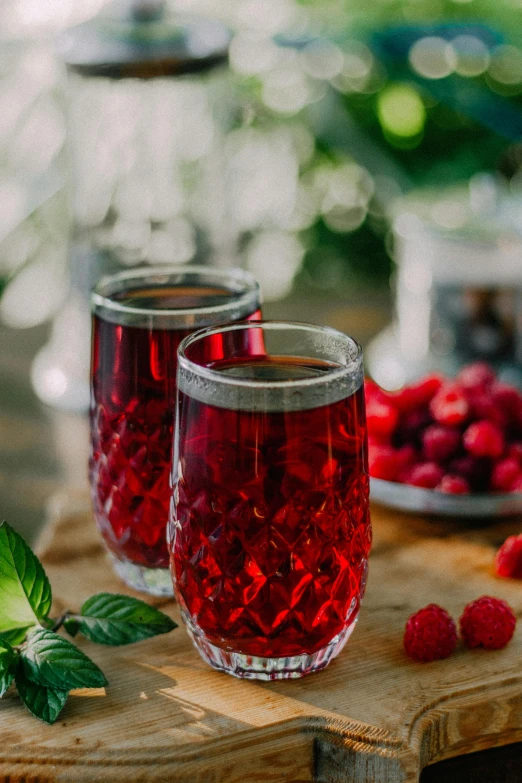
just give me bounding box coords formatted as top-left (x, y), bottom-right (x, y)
top-left (448, 455), bottom-right (475, 481)
top-left (404, 604), bottom-right (457, 662)
top-left (508, 443), bottom-right (522, 464)
top-left (403, 461), bottom-right (444, 489)
top-left (364, 379), bottom-right (387, 403)
top-left (491, 458), bottom-right (520, 492)
top-left (422, 425), bottom-right (460, 462)
top-left (457, 362), bottom-right (495, 390)
top-left (491, 382), bottom-right (522, 421)
top-left (495, 534), bottom-right (522, 579)
top-left (512, 475), bottom-right (522, 492)
top-left (463, 420), bottom-right (504, 459)
top-left (396, 409), bottom-right (433, 450)
top-left (459, 596), bottom-right (516, 650)
top-left (366, 399), bottom-right (399, 440)
top-left (396, 444), bottom-right (417, 469)
top-left (368, 443), bottom-right (415, 481)
top-left (368, 444), bottom-right (399, 481)
top-left (430, 384), bottom-right (469, 426)
top-left (391, 373), bottom-right (444, 413)
top-left (448, 456), bottom-right (492, 492)
top-left (468, 391), bottom-right (506, 428)
top-left (437, 474), bottom-right (470, 494)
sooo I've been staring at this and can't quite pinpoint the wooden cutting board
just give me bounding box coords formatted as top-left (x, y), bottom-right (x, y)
top-left (1, 493), bottom-right (522, 783)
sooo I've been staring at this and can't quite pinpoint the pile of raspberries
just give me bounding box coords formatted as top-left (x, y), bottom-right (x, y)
top-left (366, 362), bottom-right (522, 494)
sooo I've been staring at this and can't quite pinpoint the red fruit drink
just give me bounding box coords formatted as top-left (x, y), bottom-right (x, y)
top-left (170, 322), bottom-right (371, 679)
top-left (89, 267), bottom-right (261, 596)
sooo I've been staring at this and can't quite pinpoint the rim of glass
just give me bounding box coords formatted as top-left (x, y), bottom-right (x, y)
top-left (91, 265), bottom-right (260, 323)
top-left (178, 320), bottom-right (363, 391)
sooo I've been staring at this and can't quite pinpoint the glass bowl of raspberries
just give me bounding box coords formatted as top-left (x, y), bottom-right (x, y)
top-left (367, 362), bottom-right (522, 517)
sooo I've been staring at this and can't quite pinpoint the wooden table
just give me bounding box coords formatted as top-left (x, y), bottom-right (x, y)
top-left (2, 305), bottom-right (522, 781)
top-left (1, 493), bottom-right (522, 782)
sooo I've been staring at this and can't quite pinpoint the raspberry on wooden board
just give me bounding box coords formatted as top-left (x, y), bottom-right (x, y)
top-left (459, 596), bottom-right (516, 650)
top-left (495, 535), bottom-right (522, 579)
top-left (404, 604), bottom-right (457, 662)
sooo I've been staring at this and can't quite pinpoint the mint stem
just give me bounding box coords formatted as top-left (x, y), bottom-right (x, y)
top-left (50, 613), bottom-right (70, 633)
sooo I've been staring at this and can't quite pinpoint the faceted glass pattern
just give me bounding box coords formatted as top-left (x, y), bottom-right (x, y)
top-left (90, 319), bottom-right (183, 569)
top-left (172, 383), bottom-right (371, 660)
top-left (90, 302), bottom-right (261, 581)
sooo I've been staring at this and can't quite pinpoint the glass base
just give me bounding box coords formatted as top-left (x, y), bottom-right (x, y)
top-left (184, 614), bottom-right (358, 680)
top-left (110, 554), bottom-right (173, 597)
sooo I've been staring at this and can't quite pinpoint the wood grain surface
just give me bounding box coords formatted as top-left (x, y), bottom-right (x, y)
top-left (1, 492), bottom-right (522, 782)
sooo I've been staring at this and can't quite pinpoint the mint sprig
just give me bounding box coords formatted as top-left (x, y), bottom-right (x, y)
top-left (0, 522), bottom-right (177, 724)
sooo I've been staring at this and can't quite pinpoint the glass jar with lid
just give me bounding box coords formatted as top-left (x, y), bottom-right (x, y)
top-left (32, 0), bottom-right (235, 410)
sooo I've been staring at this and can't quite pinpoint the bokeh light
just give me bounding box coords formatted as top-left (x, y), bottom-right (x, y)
top-left (262, 66), bottom-right (311, 114)
top-left (229, 33), bottom-right (280, 75)
top-left (331, 41), bottom-right (375, 93)
top-left (246, 230), bottom-right (304, 300)
top-left (225, 127), bottom-right (298, 230)
top-left (377, 84), bottom-right (426, 138)
top-left (452, 35), bottom-right (490, 77)
top-left (488, 44), bottom-right (522, 84)
top-left (300, 39), bottom-right (344, 80)
top-left (234, 0), bottom-right (299, 35)
top-left (0, 250), bottom-right (67, 328)
top-left (409, 36), bottom-right (457, 79)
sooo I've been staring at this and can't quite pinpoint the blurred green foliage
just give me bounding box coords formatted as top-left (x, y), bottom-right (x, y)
top-left (275, 0), bottom-right (522, 292)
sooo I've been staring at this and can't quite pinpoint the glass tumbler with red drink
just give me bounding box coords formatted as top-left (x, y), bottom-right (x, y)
top-left (170, 321), bottom-right (371, 679)
top-left (89, 266), bottom-right (261, 596)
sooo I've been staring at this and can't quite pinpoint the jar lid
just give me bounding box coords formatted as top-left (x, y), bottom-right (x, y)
top-left (59, 0), bottom-right (230, 79)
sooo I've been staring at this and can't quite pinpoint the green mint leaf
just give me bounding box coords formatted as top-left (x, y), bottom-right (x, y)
top-left (16, 674), bottom-right (68, 725)
top-left (0, 639), bottom-right (16, 697)
top-left (20, 628), bottom-right (108, 690)
top-left (63, 617), bottom-right (79, 637)
top-left (0, 625), bottom-right (34, 646)
top-left (77, 593), bottom-right (177, 646)
top-left (0, 522), bottom-right (52, 635)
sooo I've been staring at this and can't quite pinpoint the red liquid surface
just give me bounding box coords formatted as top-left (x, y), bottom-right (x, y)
top-left (89, 285), bottom-right (260, 569)
top-left (172, 357), bottom-right (371, 657)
